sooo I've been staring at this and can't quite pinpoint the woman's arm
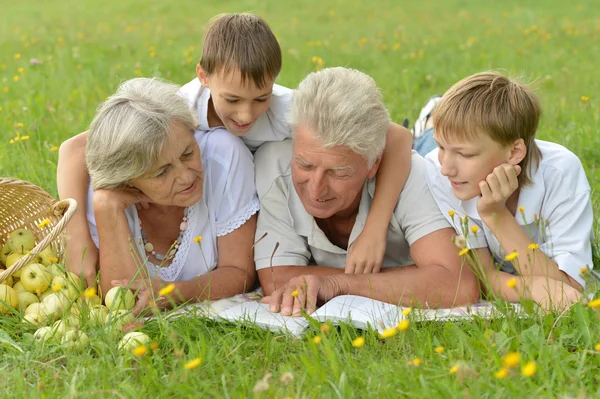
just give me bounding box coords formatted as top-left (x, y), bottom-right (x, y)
top-left (57, 132), bottom-right (98, 287)
top-left (345, 123), bottom-right (413, 274)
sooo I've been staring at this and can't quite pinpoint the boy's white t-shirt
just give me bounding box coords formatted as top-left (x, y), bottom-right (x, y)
top-left (424, 139), bottom-right (593, 288)
top-left (86, 128), bottom-right (260, 282)
top-left (178, 78), bottom-right (293, 151)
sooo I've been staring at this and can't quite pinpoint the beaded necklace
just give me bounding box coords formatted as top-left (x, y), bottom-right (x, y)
top-left (139, 207), bottom-right (189, 263)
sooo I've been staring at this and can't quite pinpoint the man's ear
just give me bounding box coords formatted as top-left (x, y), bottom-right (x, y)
top-left (367, 156), bottom-right (383, 179)
top-left (196, 64), bottom-right (209, 87)
top-left (507, 138), bottom-right (527, 165)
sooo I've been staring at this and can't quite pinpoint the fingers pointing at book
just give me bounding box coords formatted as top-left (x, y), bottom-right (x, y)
top-left (262, 275), bottom-right (338, 317)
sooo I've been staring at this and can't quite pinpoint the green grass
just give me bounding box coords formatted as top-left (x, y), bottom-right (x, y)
top-left (1, 0), bottom-right (600, 397)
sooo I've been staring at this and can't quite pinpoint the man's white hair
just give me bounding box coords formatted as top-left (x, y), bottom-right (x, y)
top-left (86, 77), bottom-right (198, 190)
top-left (290, 67), bottom-right (390, 167)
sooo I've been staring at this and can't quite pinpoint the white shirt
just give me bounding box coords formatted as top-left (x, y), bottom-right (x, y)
top-left (253, 140), bottom-right (452, 270)
top-left (178, 78), bottom-right (293, 151)
top-left (424, 139), bottom-right (594, 287)
top-left (87, 128), bottom-right (260, 282)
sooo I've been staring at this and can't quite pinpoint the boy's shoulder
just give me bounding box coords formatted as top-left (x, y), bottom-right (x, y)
top-left (535, 140), bottom-right (589, 190)
top-left (195, 128), bottom-right (253, 165)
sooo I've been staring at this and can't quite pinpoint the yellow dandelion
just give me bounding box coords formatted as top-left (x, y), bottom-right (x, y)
top-left (15, 122), bottom-right (23, 128)
top-left (183, 357), bottom-right (201, 369)
top-left (47, 256), bottom-right (58, 264)
top-left (50, 145), bottom-right (59, 152)
top-left (458, 248), bottom-right (470, 256)
top-left (132, 345), bottom-right (148, 357)
top-left (581, 95), bottom-right (590, 102)
top-left (580, 267), bottom-right (588, 274)
top-left (412, 358), bottom-right (422, 366)
top-left (506, 278), bottom-right (517, 289)
top-left (504, 251), bottom-right (519, 261)
top-left (150, 51), bottom-right (157, 57)
top-left (37, 218), bottom-right (51, 228)
top-left (21, 135), bottom-right (29, 141)
top-left (495, 367), bottom-right (509, 379)
top-left (14, 136), bottom-right (20, 142)
top-left (291, 289), bottom-right (298, 297)
top-left (587, 298), bottom-right (600, 308)
top-left (521, 361), bottom-right (536, 377)
top-left (13, 75), bottom-right (20, 82)
top-left (312, 336), bottom-right (322, 344)
top-left (83, 287), bottom-right (96, 299)
top-left (320, 324), bottom-right (329, 333)
top-left (14, 53), bottom-right (21, 59)
top-left (448, 210), bottom-right (455, 217)
top-left (435, 346), bottom-right (444, 354)
top-left (392, 43), bottom-right (400, 51)
top-left (3, 87), bottom-right (8, 93)
top-left (134, 69), bottom-right (142, 76)
top-left (502, 352), bottom-right (521, 368)
top-left (518, 206), bottom-right (524, 212)
top-left (52, 284), bottom-right (62, 292)
top-left (158, 283), bottom-right (175, 297)
top-left (379, 328), bottom-right (397, 339)
top-left (449, 364), bottom-right (460, 374)
top-left (594, 343), bottom-right (600, 351)
top-left (470, 225), bottom-right (479, 234)
top-left (193, 236), bottom-right (202, 243)
top-left (397, 319), bottom-right (410, 332)
top-left (352, 336), bottom-right (365, 348)
top-left (150, 342), bottom-right (159, 350)
top-left (402, 307), bottom-right (412, 316)
top-left (9, 139), bottom-right (14, 144)
top-left (528, 243), bottom-right (539, 250)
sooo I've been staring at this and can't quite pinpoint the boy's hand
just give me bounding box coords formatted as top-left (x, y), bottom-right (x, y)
top-left (261, 275), bottom-right (340, 316)
top-left (345, 230), bottom-right (386, 274)
top-left (477, 164), bottom-right (521, 218)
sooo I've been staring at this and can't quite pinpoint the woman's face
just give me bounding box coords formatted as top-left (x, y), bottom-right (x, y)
top-left (130, 122), bottom-right (204, 207)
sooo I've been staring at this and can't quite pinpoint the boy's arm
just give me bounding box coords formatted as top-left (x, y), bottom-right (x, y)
top-left (57, 132), bottom-right (98, 288)
top-left (345, 123), bottom-right (413, 274)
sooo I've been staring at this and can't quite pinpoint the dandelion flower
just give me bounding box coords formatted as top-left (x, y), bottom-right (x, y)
top-left (506, 278), bottom-right (517, 289)
top-left (83, 287), bottom-right (96, 299)
top-left (320, 324), bottom-right (329, 333)
top-left (132, 345), bottom-right (148, 357)
top-left (495, 367), bottom-right (509, 379)
top-left (397, 319), bottom-right (410, 331)
top-left (14, 53), bottom-right (21, 59)
top-left (158, 283), bottom-right (175, 297)
top-left (458, 248), bottom-right (470, 256)
top-left (52, 284), bottom-right (62, 292)
top-left (21, 135), bottom-right (29, 141)
top-left (518, 206), bottom-right (524, 212)
top-left (13, 75), bottom-right (20, 82)
top-left (402, 307), bottom-right (412, 316)
top-left (594, 343), bottom-right (600, 351)
top-left (193, 236), bottom-right (202, 243)
top-left (521, 361), bottom-right (536, 377)
top-left (352, 336), bottom-right (365, 348)
top-left (291, 289), bottom-right (298, 297)
top-left (448, 210), bottom-right (455, 217)
top-left (184, 357), bottom-right (202, 369)
top-left (528, 243), bottom-right (539, 250)
top-left (48, 256), bottom-right (58, 264)
top-left (150, 342), bottom-right (159, 350)
top-left (504, 251), bottom-right (519, 261)
top-left (587, 298), bottom-right (600, 308)
top-left (312, 336), bottom-right (322, 344)
top-left (37, 218), bottom-right (51, 228)
top-left (412, 358), bottom-right (422, 366)
top-left (581, 95), bottom-right (590, 102)
top-left (435, 346), bottom-right (444, 354)
top-left (502, 352), bottom-right (521, 368)
top-left (470, 225), bottom-right (479, 234)
top-left (50, 146), bottom-right (59, 152)
top-left (379, 328), bottom-right (397, 339)
top-left (449, 364), bottom-right (460, 374)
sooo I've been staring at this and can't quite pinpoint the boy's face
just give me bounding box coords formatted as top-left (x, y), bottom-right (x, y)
top-left (197, 66), bottom-right (274, 136)
top-left (434, 130), bottom-right (514, 200)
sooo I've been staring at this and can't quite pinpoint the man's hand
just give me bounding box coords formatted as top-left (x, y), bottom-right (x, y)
top-left (477, 164), bottom-right (521, 218)
top-left (345, 229), bottom-right (386, 274)
top-left (261, 275), bottom-right (341, 316)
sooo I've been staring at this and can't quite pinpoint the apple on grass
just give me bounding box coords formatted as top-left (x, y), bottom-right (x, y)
top-left (61, 329), bottom-right (89, 350)
top-left (34, 326), bottom-right (56, 343)
top-left (8, 229), bottom-right (36, 255)
top-left (17, 291), bottom-right (39, 312)
top-left (118, 331), bottom-right (151, 353)
top-left (0, 285), bottom-right (18, 314)
top-left (88, 305), bottom-right (109, 327)
top-left (104, 286), bottom-right (135, 311)
top-left (105, 310), bottom-right (135, 333)
top-left (20, 263), bottom-right (52, 294)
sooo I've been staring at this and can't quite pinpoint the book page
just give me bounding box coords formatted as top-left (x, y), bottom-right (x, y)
top-left (217, 302), bottom-right (309, 337)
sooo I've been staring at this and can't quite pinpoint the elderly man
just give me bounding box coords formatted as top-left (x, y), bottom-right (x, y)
top-left (254, 67), bottom-right (479, 316)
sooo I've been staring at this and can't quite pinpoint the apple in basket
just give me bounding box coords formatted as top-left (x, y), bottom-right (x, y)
top-left (7, 229), bottom-right (36, 255)
top-left (37, 246), bottom-right (58, 268)
top-left (1, 243), bottom-right (11, 265)
top-left (0, 285), bottom-right (18, 314)
top-left (5, 254), bottom-right (42, 278)
top-left (20, 263), bottom-right (52, 294)
top-left (0, 275), bottom-right (14, 287)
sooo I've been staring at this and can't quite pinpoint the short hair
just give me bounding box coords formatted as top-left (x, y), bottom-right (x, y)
top-left (432, 71), bottom-right (542, 186)
top-left (290, 67), bottom-right (390, 168)
top-left (199, 13), bottom-right (282, 89)
top-left (86, 77), bottom-right (198, 190)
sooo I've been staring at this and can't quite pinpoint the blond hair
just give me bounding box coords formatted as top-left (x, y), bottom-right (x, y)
top-left (433, 71), bottom-right (542, 186)
top-left (199, 13), bottom-right (281, 89)
top-left (290, 67), bottom-right (390, 168)
top-left (86, 78), bottom-right (197, 190)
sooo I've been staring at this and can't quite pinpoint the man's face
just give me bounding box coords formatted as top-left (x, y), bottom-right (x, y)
top-left (434, 130), bottom-right (512, 200)
top-left (197, 65), bottom-right (274, 136)
top-left (292, 124), bottom-right (380, 219)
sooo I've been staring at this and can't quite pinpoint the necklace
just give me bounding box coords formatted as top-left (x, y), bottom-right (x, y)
top-left (139, 207), bottom-right (189, 263)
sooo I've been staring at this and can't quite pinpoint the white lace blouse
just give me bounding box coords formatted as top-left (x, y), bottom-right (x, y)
top-left (86, 128), bottom-right (260, 282)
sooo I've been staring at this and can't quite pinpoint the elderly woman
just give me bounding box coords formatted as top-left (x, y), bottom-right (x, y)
top-left (85, 77), bottom-right (259, 314)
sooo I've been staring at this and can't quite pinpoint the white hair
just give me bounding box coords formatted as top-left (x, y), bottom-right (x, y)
top-left (85, 77), bottom-right (198, 190)
top-left (289, 67), bottom-right (390, 167)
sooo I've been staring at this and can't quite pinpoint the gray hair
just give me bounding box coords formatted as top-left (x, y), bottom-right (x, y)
top-left (86, 77), bottom-right (198, 190)
top-left (290, 67), bottom-right (390, 167)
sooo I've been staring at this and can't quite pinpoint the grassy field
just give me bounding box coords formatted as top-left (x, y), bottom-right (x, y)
top-left (1, 0), bottom-right (600, 397)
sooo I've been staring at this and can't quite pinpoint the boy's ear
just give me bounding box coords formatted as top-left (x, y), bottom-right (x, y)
top-left (507, 138), bottom-right (527, 165)
top-left (196, 64), bottom-right (209, 87)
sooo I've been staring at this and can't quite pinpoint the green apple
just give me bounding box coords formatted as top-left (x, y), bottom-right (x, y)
top-left (41, 293), bottom-right (70, 320)
top-left (51, 320), bottom-right (69, 340)
top-left (5, 254), bottom-right (41, 278)
top-left (38, 288), bottom-right (54, 301)
top-left (33, 326), bottom-right (55, 343)
top-left (118, 331), bottom-right (150, 353)
top-left (22, 313), bottom-right (44, 326)
top-left (20, 263), bottom-right (52, 294)
top-left (37, 245), bottom-right (57, 267)
top-left (104, 286), bottom-right (135, 311)
top-left (12, 281), bottom-right (26, 293)
top-left (77, 294), bottom-right (101, 308)
top-left (0, 284), bottom-right (18, 314)
top-left (51, 275), bottom-right (78, 301)
top-left (47, 263), bottom-right (65, 278)
top-left (88, 305), bottom-right (109, 327)
top-left (8, 229), bottom-right (36, 255)
top-left (17, 291), bottom-right (39, 312)
top-left (61, 329), bottom-right (89, 350)
top-left (105, 309), bottom-right (135, 332)
top-left (25, 302), bottom-right (43, 316)
top-left (0, 275), bottom-right (14, 287)
top-left (0, 243), bottom-right (11, 265)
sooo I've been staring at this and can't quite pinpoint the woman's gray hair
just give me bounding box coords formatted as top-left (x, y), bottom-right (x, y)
top-left (85, 77), bottom-right (198, 190)
top-left (289, 67), bottom-right (390, 167)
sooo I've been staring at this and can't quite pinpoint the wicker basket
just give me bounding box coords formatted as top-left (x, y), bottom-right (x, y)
top-left (0, 178), bottom-right (77, 284)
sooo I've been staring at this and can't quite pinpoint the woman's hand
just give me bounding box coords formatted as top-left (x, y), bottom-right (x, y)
top-left (93, 187), bottom-right (150, 212)
top-left (111, 278), bottom-right (170, 316)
